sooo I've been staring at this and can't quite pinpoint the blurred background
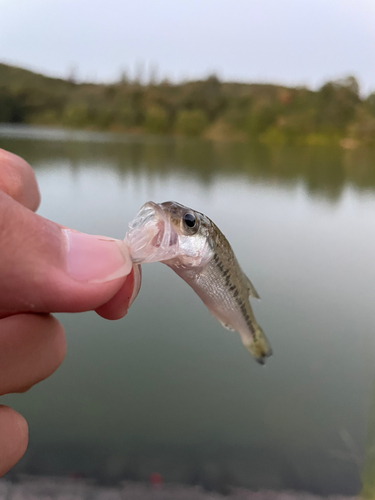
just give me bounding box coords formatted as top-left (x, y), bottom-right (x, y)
top-left (1, 0), bottom-right (375, 498)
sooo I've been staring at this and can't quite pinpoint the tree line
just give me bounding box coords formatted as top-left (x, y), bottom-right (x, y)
top-left (1, 63), bottom-right (375, 146)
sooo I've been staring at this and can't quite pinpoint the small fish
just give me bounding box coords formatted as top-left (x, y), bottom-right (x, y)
top-left (125, 201), bottom-right (272, 364)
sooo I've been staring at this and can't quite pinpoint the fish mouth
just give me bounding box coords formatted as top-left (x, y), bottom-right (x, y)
top-left (124, 201), bottom-right (180, 263)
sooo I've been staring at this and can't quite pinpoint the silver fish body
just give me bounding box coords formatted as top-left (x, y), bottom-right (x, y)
top-left (125, 201), bottom-right (272, 364)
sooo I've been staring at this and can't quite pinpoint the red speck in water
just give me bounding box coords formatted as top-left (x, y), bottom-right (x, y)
top-left (149, 472), bottom-right (163, 487)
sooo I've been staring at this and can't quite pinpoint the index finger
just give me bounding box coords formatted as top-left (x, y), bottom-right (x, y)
top-left (0, 149), bottom-right (40, 211)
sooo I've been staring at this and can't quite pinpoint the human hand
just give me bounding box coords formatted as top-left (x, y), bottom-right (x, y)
top-left (0, 148), bottom-right (141, 476)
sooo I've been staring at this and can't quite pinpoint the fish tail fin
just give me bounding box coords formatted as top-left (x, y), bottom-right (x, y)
top-left (241, 324), bottom-right (272, 365)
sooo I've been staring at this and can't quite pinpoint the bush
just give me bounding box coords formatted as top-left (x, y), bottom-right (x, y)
top-left (317, 77), bottom-right (360, 132)
top-left (62, 104), bottom-right (91, 127)
top-left (117, 104), bottom-right (137, 128)
top-left (246, 105), bottom-right (278, 137)
top-left (175, 109), bottom-right (208, 137)
top-left (348, 109), bottom-right (375, 144)
top-left (0, 88), bottom-right (25, 122)
top-left (144, 105), bottom-right (168, 134)
top-left (366, 93), bottom-right (375, 118)
top-left (94, 108), bottom-right (114, 129)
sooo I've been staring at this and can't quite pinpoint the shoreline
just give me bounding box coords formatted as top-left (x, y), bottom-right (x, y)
top-left (0, 476), bottom-right (359, 500)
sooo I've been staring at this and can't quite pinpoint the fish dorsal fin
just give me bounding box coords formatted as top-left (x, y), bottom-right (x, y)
top-left (243, 274), bottom-right (260, 299)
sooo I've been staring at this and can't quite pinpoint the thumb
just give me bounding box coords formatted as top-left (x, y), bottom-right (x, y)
top-left (0, 191), bottom-right (133, 315)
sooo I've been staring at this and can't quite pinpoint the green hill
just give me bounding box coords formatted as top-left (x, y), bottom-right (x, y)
top-left (0, 63), bottom-right (374, 146)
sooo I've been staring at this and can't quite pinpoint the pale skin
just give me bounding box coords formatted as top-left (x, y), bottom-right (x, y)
top-left (0, 148), bottom-right (141, 476)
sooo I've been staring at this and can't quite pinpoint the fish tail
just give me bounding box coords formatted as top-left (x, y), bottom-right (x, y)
top-left (241, 323), bottom-right (272, 365)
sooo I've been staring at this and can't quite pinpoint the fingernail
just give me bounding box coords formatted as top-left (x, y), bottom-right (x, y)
top-left (129, 264), bottom-right (142, 307)
top-left (63, 230), bottom-right (132, 283)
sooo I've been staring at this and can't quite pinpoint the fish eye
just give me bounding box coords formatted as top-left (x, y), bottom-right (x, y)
top-left (183, 212), bottom-right (196, 228)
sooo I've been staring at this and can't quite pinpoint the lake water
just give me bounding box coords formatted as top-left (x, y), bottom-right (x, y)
top-left (1, 125), bottom-right (375, 495)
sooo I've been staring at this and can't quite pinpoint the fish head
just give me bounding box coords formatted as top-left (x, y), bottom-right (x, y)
top-left (125, 201), bottom-right (214, 267)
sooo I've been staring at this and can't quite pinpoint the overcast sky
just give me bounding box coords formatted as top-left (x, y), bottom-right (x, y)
top-left (1, 0), bottom-right (374, 93)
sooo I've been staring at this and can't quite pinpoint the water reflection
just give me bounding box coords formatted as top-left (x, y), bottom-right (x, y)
top-left (1, 125), bottom-right (375, 202)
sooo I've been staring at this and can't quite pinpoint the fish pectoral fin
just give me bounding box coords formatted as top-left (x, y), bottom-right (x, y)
top-left (243, 273), bottom-right (260, 299)
top-left (217, 318), bottom-right (235, 331)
